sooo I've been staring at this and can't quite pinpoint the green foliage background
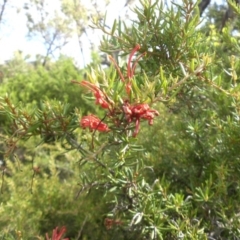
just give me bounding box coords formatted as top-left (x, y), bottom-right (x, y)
top-left (0, 0), bottom-right (240, 239)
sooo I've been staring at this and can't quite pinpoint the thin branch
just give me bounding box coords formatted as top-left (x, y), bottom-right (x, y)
top-left (77, 28), bottom-right (88, 67)
top-left (75, 181), bottom-right (111, 199)
top-left (0, 0), bottom-right (8, 25)
top-left (75, 181), bottom-right (99, 198)
top-left (154, 63), bottom-right (205, 102)
top-left (0, 167), bottom-right (6, 194)
top-left (30, 156), bottom-right (35, 194)
top-left (65, 133), bottom-right (115, 175)
top-left (76, 216), bottom-right (88, 240)
top-left (42, 30), bottom-right (58, 66)
top-left (84, 143), bottom-right (115, 176)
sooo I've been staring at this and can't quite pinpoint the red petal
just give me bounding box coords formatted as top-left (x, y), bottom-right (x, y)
top-left (133, 118), bottom-right (140, 137)
top-left (127, 44), bottom-right (141, 79)
top-left (80, 115), bottom-right (109, 132)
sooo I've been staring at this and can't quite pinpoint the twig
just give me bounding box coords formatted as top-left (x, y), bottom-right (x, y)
top-left (0, 0), bottom-right (7, 25)
top-left (66, 133), bottom-right (115, 175)
top-left (154, 64), bottom-right (205, 102)
top-left (75, 181), bottom-right (99, 199)
top-left (0, 167), bottom-right (6, 194)
top-left (30, 155), bottom-right (36, 194)
top-left (76, 216), bottom-right (88, 240)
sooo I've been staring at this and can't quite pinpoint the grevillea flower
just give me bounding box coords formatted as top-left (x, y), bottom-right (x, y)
top-left (109, 44), bottom-right (144, 95)
top-left (71, 46), bottom-right (158, 137)
top-left (127, 44), bottom-right (141, 79)
top-left (45, 226), bottom-right (69, 240)
top-left (72, 80), bottom-right (110, 109)
top-left (81, 115), bottom-right (109, 132)
top-left (123, 101), bottom-right (159, 137)
top-left (104, 218), bottom-right (122, 230)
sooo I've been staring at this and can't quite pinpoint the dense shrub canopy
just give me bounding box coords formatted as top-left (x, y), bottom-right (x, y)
top-left (0, 0), bottom-right (240, 239)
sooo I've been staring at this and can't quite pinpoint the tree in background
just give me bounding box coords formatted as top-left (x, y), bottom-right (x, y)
top-left (60, 0), bottom-right (110, 66)
top-left (24, 0), bottom-right (75, 66)
top-left (23, 0), bottom-right (110, 66)
top-left (199, 0), bottom-right (240, 30)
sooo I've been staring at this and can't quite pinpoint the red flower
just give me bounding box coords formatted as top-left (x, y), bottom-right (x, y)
top-left (108, 44), bottom-right (144, 95)
top-left (45, 226), bottom-right (69, 240)
top-left (123, 102), bottom-right (159, 137)
top-left (127, 44), bottom-right (141, 79)
top-left (81, 115), bottom-right (109, 132)
top-left (104, 218), bottom-right (122, 230)
top-left (72, 80), bottom-right (110, 109)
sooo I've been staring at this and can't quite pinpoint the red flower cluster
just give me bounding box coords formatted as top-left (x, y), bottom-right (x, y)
top-left (123, 102), bottom-right (159, 137)
top-left (72, 45), bottom-right (159, 137)
top-left (104, 218), bottom-right (122, 230)
top-left (81, 115), bottom-right (109, 132)
top-left (72, 80), bottom-right (110, 109)
top-left (45, 226), bottom-right (69, 240)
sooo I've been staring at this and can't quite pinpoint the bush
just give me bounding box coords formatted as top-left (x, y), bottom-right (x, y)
top-left (0, 1), bottom-right (240, 239)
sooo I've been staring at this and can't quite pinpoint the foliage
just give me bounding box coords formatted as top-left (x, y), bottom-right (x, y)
top-left (0, 55), bottom-right (94, 129)
top-left (0, 0), bottom-right (240, 239)
top-left (0, 139), bottom-right (114, 239)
